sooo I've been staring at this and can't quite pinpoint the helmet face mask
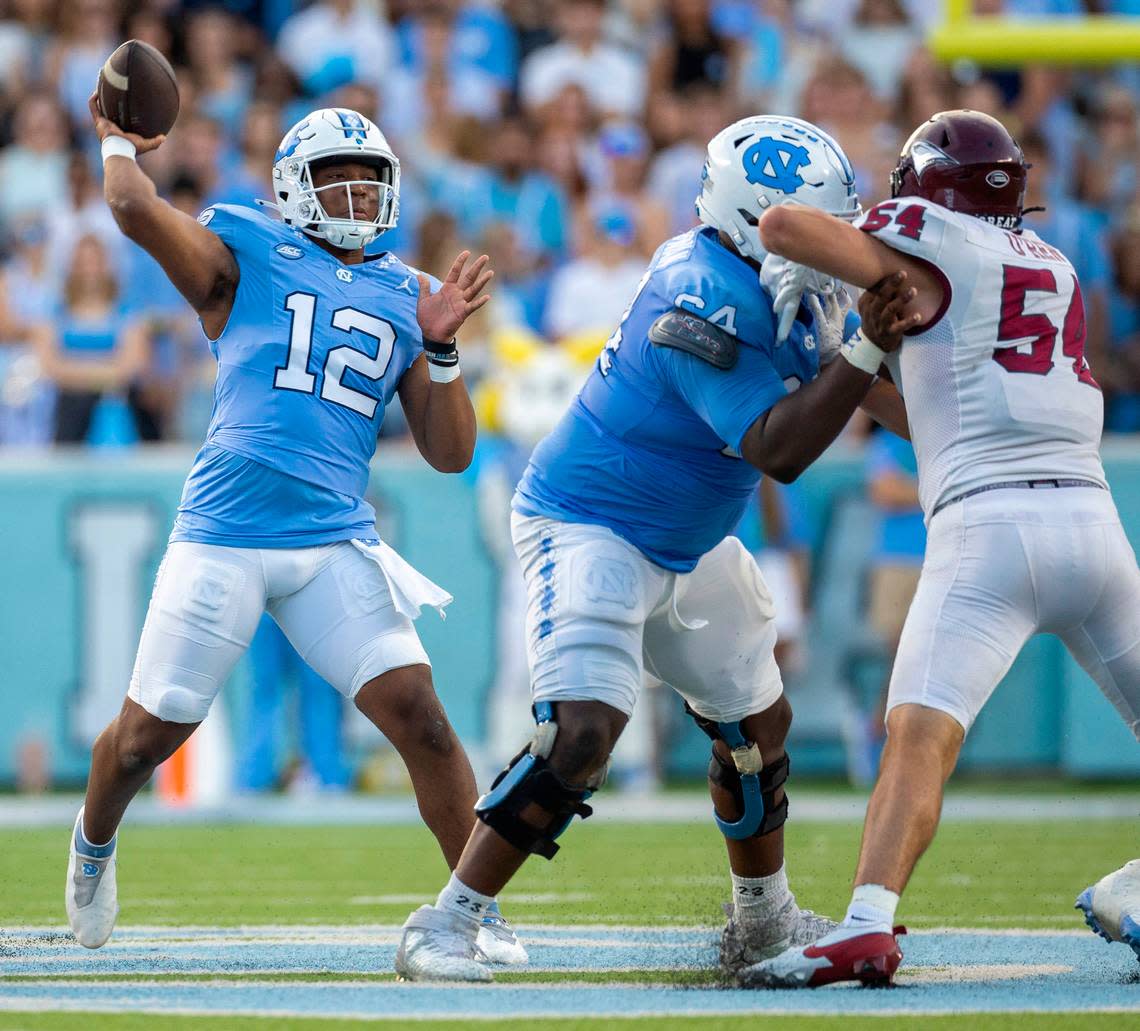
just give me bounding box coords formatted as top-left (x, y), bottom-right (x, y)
top-left (891, 110), bottom-right (1028, 230)
top-left (695, 115), bottom-right (860, 264)
top-left (272, 109), bottom-right (401, 251)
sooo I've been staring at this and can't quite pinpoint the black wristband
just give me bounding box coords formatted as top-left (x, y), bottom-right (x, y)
top-left (423, 337), bottom-right (458, 367)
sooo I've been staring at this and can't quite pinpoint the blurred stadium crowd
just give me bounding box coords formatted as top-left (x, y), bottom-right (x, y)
top-left (0, 0), bottom-right (1136, 448)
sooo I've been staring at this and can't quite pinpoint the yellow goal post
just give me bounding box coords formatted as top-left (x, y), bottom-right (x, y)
top-left (930, 0), bottom-right (1140, 65)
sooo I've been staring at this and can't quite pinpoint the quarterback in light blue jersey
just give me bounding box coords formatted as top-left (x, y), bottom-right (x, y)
top-left (68, 100), bottom-right (526, 966)
top-left (398, 116), bottom-right (913, 982)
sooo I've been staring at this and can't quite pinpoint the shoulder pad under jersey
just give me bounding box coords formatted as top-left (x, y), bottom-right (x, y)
top-left (648, 308), bottom-right (738, 370)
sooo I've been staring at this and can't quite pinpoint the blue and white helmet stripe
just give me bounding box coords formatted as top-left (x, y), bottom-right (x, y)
top-left (335, 109), bottom-right (368, 141)
top-left (696, 115), bottom-right (860, 264)
top-left (271, 108), bottom-right (400, 251)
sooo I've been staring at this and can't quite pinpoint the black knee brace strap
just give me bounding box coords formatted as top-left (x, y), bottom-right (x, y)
top-left (474, 748), bottom-right (595, 860)
top-left (708, 748), bottom-right (789, 839)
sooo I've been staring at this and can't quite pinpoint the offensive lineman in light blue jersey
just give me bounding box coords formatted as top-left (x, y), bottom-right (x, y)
top-left (398, 116), bottom-right (914, 982)
top-left (67, 99), bottom-right (527, 965)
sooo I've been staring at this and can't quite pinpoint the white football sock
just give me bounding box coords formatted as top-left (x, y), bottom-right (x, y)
top-left (435, 873), bottom-right (494, 928)
top-left (731, 864), bottom-right (791, 920)
top-left (842, 883), bottom-right (899, 928)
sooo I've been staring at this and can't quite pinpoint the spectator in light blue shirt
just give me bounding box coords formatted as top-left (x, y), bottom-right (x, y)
top-left (397, 1), bottom-right (518, 91)
top-left (33, 235), bottom-right (154, 445)
top-left (1104, 205), bottom-right (1140, 432)
top-left (865, 429), bottom-right (925, 654)
top-left (184, 8), bottom-right (255, 139)
top-left (459, 116), bottom-right (569, 260)
top-left (383, 5), bottom-right (505, 139)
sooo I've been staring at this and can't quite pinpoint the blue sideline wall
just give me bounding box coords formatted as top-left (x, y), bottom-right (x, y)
top-left (0, 440), bottom-right (1136, 787)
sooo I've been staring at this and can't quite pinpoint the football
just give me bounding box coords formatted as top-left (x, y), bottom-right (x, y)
top-left (97, 39), bottom-right (180, 139)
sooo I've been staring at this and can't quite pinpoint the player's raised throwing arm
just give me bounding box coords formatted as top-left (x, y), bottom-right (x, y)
top-left (89, 93), bottom-right (238, 339)
top-left (397, 251), bottom-right (492, 473)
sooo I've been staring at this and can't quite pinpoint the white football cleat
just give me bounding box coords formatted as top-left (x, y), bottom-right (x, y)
top-left (394, 905), bottom-right (492, 982)
top-left (65, 807), bottom-right (119, 949)
top-left (1076, 859), bottom-right (1140, 960)
top-left (719, 899), bottom-right (838, 976)
top-left (476, 904), bottom-right (528, 965)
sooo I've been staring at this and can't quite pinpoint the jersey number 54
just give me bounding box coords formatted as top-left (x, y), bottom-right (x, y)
top-left (992, 265), bottom-right (1098, 389)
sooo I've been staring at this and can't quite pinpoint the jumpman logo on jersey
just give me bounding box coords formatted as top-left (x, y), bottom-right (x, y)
top-left (396, 276), bottom-right (416, 295)
top-left (742, 139), bottom-right (811, 195)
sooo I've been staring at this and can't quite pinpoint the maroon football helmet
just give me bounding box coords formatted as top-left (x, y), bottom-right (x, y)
top-left (890, 110), bottom-right (1029, 229)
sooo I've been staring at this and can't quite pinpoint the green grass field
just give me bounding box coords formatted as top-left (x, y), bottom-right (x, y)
top-left (4, 819), bottom-right (1136, 928)
top-left (2, 813), bottom-right (1138, 1029)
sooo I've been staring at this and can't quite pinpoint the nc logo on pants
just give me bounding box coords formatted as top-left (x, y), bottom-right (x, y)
top-left (580, 555), bottom-right (638, 609)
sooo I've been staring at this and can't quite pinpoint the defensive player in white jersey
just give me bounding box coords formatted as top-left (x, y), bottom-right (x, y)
top-left (66, 97), bottom-right (526, 964)
top-left (740, 109), bottom-right (1140, 986)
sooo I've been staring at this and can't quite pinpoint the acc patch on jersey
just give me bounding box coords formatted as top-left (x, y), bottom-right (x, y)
top-left (275, 243), bottom-right (303, 260)
top-left (197, 208), bottom-right (216, 226)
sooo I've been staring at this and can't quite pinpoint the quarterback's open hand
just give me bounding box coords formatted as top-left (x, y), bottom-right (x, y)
top-left (88, 92), bottom-right (166, 154)
top-left (416, 251), bottom-right (493, 343)
top-left (858, 271), bottom-right (922, 353)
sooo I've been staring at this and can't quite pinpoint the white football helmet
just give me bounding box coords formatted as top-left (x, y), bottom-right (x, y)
top-left (696, 115), bottom-right (860, 263)
top-left (271, 108), bottom-right (400, 250)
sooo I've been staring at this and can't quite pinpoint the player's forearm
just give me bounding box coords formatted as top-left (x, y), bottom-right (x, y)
top-left (420, 379), bottom-right (477, 473)
top-left (759, 205), bottom-right (894, 291)
top-left (102, 156), bottom-right (164, 239)
top-left (860, 378), bottom-right (910, 440)
top-left (742, 358), bottom-right (874, 482)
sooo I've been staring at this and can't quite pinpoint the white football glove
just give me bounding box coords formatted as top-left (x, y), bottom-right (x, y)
top-left (760, 253), bottom-right (837, 344)
top-left (805, 288), bottom-right (853, 365)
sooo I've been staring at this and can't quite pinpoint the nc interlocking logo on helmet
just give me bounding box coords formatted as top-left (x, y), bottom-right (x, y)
top-left (742, 138), bottom-right (812, 194)
top-left (696, 115), bottom-right (860, 263)
top-left (271, 108), bottom-right (401, 251)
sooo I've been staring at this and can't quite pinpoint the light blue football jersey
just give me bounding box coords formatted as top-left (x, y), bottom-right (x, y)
top-left (516, 226), bottom-right (841, 572)
top-left (172, 204), bottom-right (433, 548)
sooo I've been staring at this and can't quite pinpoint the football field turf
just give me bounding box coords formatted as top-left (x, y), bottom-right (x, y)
top-left (3, 806), bottom-right (1138, 1028)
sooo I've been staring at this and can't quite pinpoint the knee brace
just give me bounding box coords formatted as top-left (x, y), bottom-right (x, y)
top-left (474, 703), bottom-right (607, 859)
top-left (687, 704), bottom-right (789, 840)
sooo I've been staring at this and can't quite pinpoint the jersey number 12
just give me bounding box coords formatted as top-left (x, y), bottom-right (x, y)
top-left (275, 292), bottom-right (397, 418)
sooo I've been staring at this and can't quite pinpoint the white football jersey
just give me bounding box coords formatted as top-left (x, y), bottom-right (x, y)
top-left (857, 196), bottom-right (1106, 517)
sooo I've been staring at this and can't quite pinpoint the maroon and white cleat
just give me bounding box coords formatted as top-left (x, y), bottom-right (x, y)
top-left (737, 923), bottom-right (906, 988)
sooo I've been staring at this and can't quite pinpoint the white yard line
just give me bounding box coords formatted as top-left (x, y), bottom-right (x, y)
top-left (0, 923), bottom-right (1094, 939)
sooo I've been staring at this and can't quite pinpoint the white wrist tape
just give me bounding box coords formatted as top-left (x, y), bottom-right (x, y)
top-left (101, 136), bottom-right (137, 163)
top-left (428, 362), bottom-right (462, 384)
top-left (842, 328), bottom-right (887, 376)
